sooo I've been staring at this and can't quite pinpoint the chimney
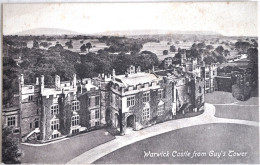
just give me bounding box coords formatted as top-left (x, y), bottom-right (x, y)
top-left (55, 75), bottom-right (61, 90)
top-left (112, 69), bottom-right (116, 81)
top-left (41, 75), bottom-right (44, 92)
top-left (73, 74), bottom-right (77, 88)
top-left (152, 65), bottom-right (155, 72)
top-left (20, 74), bottom-right (24, 86)
top-left (136, 66), bottom-right (141, 73)
top-left (125, 72), bottom-right (128, 77)
top-left (35, 77), bottom-right (39, 85)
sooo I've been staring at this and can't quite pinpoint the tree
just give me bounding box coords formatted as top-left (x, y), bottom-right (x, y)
top-left (163, 50), bottom-right (168, 55)
top-left (85, 42), bottom-right (92, 52)
top-left (80, 44), bottom-right (87, 52)
top-left (2, 127), bottom-right (22, 164)
top-left (206, 45), bottom-right (214, 50)
top-left (216, 55), bottom-right (226, 64)
top-left (32, 40), bottom-right (39, 48)
top-left (197, 42), bottom-right (206, 49)
top-left (215, 46), bottom-right (224, 55)
top-left (204, 56), bottom-right (216, 64)
top-left (169, 45), bottom-right (176, 52)
top-left (224, 49), bottom-right (230, 57)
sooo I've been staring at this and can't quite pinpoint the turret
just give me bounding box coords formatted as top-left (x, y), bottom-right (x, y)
top-left (136, 66), bottom-right (141, 73)
top-left (35, 77), bottom-right (39, 85)
top-left (112, 69), bottom-right (116, 81)
top-left (55, 75), bottom-right (61, 90)
top-left (73, 74), bottom-right (77, 88)
top-left (20, 74), bottom-right (24, 86)
top-left (41, 75), bottom-right (44, 92)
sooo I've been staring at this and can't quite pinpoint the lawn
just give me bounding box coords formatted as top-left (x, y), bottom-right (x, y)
top-left (205, 91), bottom-right (258, 105)
top-left (20, 129), bottom-right (115, 164)
top-left (205, 91), bottom-right (259, 122)
top-left (94, 124), bottom-right (259, 164)
top-left (214, 105), bottom-right (259, 122)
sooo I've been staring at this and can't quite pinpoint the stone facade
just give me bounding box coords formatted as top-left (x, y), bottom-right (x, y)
top-left (3, 63), bottom-right (209, 143)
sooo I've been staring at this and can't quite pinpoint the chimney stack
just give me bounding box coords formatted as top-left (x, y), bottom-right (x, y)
top-left (20, 74), bottom-right (24, 86)
top-left (55, 75), bottom-right (61, 90)
top-left (36, 77), bottom-right (39, 85)
top-left (41, 75), bottom-right (44, 92)
top-left (73, 74), bottom-right (77, 88)
top-left (112, 69), bottom-right (116, 80)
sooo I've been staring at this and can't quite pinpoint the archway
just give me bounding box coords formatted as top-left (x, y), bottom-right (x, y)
top-left (126, 115), bottom-right (134, 128)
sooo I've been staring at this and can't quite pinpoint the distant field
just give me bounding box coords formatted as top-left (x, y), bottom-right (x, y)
top-left (27, 39), bottom-right (108, 53)
top-left (141, 40), bottom-right (237, 61)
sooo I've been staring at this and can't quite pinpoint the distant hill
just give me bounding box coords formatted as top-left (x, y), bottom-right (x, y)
top-left (13, 28), bottom-right (82, 36)
top-left (13, 28), bottom-right (222, 37)
top-left (94, 29), bottom-right (223, 36)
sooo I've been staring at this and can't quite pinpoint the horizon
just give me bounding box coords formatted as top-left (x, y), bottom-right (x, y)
top-left (5, 28), bottom-right (258, 37)
top-left (3, 2), bottom-right (258, 36)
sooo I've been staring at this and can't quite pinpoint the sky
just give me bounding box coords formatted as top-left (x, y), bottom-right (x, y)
top-left (3, 2), bottom-right (258, 36)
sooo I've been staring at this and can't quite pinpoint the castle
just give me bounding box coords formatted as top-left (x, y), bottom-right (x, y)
top-left (2, 61), bottom-right (218, 143)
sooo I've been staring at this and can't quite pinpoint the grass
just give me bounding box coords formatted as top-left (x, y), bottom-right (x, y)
top-left (214, 105), bottom-right (259, 122)
top-left (205, 91), bottom-right (259, 122)
top-left (20, 129), bottom-right (115, 164)
top-left (94, 124), bottom-right (259, 164)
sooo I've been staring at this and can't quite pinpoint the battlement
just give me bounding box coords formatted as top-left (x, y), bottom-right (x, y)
top-left (111, 79), bottom-right (161, 95)
top-left (20, 74), bottom-right (77, 98)
top-left (98, 73), bottom-right (112, 81)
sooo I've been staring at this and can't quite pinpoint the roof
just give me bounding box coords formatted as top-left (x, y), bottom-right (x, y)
top-left (114, 72), bottom-right (161, 87)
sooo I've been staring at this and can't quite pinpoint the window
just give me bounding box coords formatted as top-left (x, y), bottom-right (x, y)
top-left (127, 96), bottom-right (135, 107)
top-left (142, 108), bottom-right (150, 120)
top-left (115, 95), bottom-right (119, 107)
top-left (205, 72), bottom-right (210, 78)
top-left (51, 119), bottom-right (59, 130)
top-left (95, 109), bottom-right (100, 119)
top-left (88, 98), bottom-right (91, 106)
top-left (95, 121), bottom-right (100, 126)
top-left (158, 89), bottom-right (163, 99)
top-left (52, 133), bottom-right (59, 139)
top-left (187, 87), bottom-right (190, 94)
top-left (199, 86), bottom-right (202, 93)
top-left (205, 80), bottom-right (210, 88)
top-left (28, 95), bottom-right (33, 101)
top-left (157, 105), bottom-right (164, 116)
top-left (72, 129), bottom-right (79, 134)
top-left (213, 71), bottom-right (215, 76)
top-left (51, 104), bottom-right (59, 115)
top-left (71, 101), bottom-right (80, 111)
top-left (110, 94), bottom-right (113, 103)
top-left (143, 92), bottom-right (150, 103)
top-left (35, 118), bottom-right (39, 128)
top-left (95, 96), bottom-right (100, 106)
top-left (71, 115), bottom-right (79, 126)
top-left (30, 123), bottom-right (32, 129)
top-left (7, 116), bottom-right (16, 126)
top-left (199, 96), bottom-right (203, 104)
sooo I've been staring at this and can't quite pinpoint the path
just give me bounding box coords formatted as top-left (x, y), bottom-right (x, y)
top-left (67, 103), bottom-right (259, 164)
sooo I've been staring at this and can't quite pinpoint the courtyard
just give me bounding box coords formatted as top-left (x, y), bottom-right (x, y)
top-left (20, 129), bottom-right (115, 164)
top-left (205, 91), bottom-right (259, 121)
top-left (94, 124), bottom-right (259, 164)
top-left (20, 92), bottom-right (259, 164)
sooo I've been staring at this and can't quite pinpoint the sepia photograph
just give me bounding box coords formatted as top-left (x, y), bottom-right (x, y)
top-left (1, 1), bottom-right (259, 164)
